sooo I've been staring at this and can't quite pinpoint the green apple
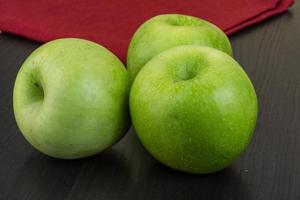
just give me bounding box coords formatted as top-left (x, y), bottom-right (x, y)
top-left (130, 45), bottom-right (257, 174)
top-left (13, 38), bottom-right (130, 159)
top-left (127, 14), bottom-right (232, 84)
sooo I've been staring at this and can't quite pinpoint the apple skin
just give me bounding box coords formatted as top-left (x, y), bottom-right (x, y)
top-left (127, 14), bottom-right (232, 84)
top-left (130, 45), bottom-right (258, 174)
top-left (13, 38), bottom-right (130, 159)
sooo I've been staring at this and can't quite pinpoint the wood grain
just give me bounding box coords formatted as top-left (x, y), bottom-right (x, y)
top-left (0, 3), bottom-right (299, 199)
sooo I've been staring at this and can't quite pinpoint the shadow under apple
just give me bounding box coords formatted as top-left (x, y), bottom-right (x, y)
top-left (121, 128), bottom-right (253, 200)
top-left (6, 147), bottom-right (130, 200)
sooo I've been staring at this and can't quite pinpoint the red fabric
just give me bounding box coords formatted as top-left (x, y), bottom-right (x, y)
top-left (0, 0), bottom-right (294, 61)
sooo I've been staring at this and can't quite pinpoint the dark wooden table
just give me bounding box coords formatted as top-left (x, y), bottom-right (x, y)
top-left (1, 3), bottom-right (299, 199)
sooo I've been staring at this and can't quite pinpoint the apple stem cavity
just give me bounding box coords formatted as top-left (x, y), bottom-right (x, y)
top-left (172, 58), bottom-right (204, 82)
top-left (30, 79), bottom-right (44, 102)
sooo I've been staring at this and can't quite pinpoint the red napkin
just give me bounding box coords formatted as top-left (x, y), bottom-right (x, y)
top-left (0, 0), bottom-right (294, 61)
